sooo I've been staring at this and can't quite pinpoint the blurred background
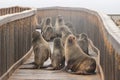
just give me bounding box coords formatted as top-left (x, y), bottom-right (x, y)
top-left (0, 0), bottom-right (119, 14)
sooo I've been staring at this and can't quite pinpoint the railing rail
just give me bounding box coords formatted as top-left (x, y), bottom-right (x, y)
top-left (0, 6), bottom-right (37, 79)
top-left (0, 6), bottom-right (30, 16)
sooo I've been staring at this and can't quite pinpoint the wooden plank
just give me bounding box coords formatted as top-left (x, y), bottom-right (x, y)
top-left (27, 17), bottom-right (31, 53)
top-left (13, 7), bottom-right (15, 13)
top-left (17, 19), bottom-right (21, 60)
top-left (26, 19), bottom-right (29, 51)
top-left (0, 26), bottom-right (2, 76)
top-left (6, 23), bottom-right (10, 70)
top-left (3, 9), bottom-right (6, 15)
top-left (1, 24), bottom-right (7, 76)
top-left (23, 19), bottom-right (27, 53)
top-left (6, 8), bottom-right (9, 15)
top-left (14, 20), bottom-right (18, 61)
top-left (9, 8), bottom-right (12, 14)
top-left (19, 19), bottom-right (23, 58)
top-left (21, 18), bottom-right (24, 57)
top-left (0, 47), bottom-right (33, 80)
top-left (0, 9), bottom-right (1, 16)
top-left (4, 25), bottom-right (7, 73)
top-left (9, 69), bottom-right (99, 80)
top-left (1, 9), bottom-right (4, 15)
top-left (0, 25), bottom-right (4, 76)
top-left (1, 9), bottom-right (3, 15)
top-left (9, 22), bottom-right (15, 65)
top-left (22, 18), bottom-right (25, 55)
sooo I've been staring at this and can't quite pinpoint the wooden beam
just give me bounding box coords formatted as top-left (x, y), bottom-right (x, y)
top-left (0, 8), bottom-right (37, 26)
top-left (0, 47), bottom-right (33, 80)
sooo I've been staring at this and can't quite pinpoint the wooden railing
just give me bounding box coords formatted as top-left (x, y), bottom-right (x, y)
top-left (108, 14), bottom-right (120, 21)
top-left (37, 7), bottom-right (120, 80)
top-left (0, 6), bottom-right (37, 79)
top-left (108, 14), bottom-right (120, 26)
top-left (0, 6), bottom-right (30, 16)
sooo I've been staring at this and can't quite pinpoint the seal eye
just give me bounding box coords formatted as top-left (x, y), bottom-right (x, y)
top-left (59, 18), bottom-right (62, 22)
top-left (46, 18), bottom-right (51, 25)
top-left (73, 37), bottom-right (75, 40)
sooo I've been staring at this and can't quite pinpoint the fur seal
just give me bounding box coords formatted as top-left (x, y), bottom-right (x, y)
top-left (32, 31), bottom-right (51, 69)
top-left (65, 34), bottom-right (96, 74)
top-left (51, 38), bottom-right (65, 70)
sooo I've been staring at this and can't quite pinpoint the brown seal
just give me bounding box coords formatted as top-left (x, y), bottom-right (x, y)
top-left (32, 31), bottom-right (51, 69)
top-left (65, 34), bottom-right (96, 75)
top-left (55, 15), bottom-right (71, 37)
top-left (51, 38), bottom-right (65, 70)
top-left (42, 17), bottom-right (52, 34)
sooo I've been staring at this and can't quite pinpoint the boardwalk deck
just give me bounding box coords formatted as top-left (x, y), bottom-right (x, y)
top-left (8, 42), bottom-right (101, 80)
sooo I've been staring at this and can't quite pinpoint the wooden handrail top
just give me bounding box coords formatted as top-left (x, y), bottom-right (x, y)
top-left (0, 8), bottom-right (37, 26)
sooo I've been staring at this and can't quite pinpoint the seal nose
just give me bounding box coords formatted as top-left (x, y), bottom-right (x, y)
top-left (68, 37), bottom-right (73, 43)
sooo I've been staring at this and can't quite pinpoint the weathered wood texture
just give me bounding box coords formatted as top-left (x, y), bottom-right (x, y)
top-left (108, 14), bottom-right (120, 26)
top-left (0, 6), bottom-right (36, 78)
top-left (8, 42), bottom-right (101, 80)
top-left (37, 7), bottom-right (120, 80)
top-left (108, 14), bottom-right (120, 21)
top-left (0, 6), bottom-right (30, 16)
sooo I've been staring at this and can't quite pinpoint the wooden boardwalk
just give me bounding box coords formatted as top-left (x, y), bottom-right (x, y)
top-left (8, 42), bottom-right (101, 80)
